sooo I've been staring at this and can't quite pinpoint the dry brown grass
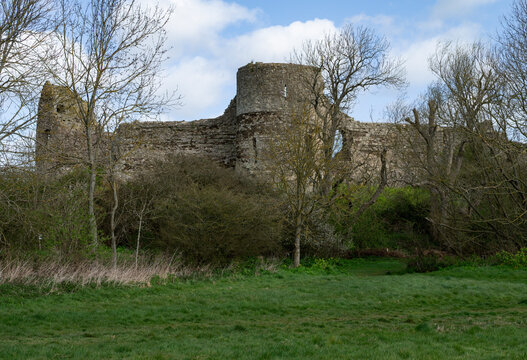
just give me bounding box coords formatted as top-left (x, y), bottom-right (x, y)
top-left (0, 255), bottom-right (214, 286)
top-left (0, 254), bottom-right (282, 286)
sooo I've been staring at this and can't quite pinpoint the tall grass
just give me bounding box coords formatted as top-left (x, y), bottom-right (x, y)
top-left (0, 255), bottom-right (212, 286)
top-left (0, 253), bottom-right (282, 286)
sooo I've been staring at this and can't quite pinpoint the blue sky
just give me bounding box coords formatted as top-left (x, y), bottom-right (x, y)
top-left (153, 0), bottom-right (514, 122)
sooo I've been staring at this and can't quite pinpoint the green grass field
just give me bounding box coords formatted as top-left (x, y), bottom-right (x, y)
top-left (1, 259), bottom-right (527, 359)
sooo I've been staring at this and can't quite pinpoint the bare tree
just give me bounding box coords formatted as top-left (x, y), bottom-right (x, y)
top-left (392, 41), bottom-right (512, 254)
top-left (40, 0), bottom-right (173, 246)
top-left (0, 0), bottom-right (52, 159)
top-left (429, 42), bottom-right (502, 133)
top-left (394, 86), bottom-right (465, 249)
top-left (105, 125), bottom-right (154, 268)
top-left (265, 105), bottom-right (326, 267)
top-left (118, 172), bottom-right (157, 269)
top-left (498, 0), bottom-right (527, 140)
top-left (293, 24), bottom-right (405, 197)
top-left (474, 0), bottom-right (527, 249)
top-left (430, 42), bottom-right (508, 252)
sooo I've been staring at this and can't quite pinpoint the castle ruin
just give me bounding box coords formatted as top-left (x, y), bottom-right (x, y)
top-left (35, 62), bottom-right (403, 181)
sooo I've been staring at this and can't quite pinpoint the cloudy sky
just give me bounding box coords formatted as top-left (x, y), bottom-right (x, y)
top-left (155, 0), bottom-right (514, 123)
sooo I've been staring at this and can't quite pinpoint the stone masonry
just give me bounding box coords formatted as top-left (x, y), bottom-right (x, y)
top-left (35, 62), bottom-right (405, 182)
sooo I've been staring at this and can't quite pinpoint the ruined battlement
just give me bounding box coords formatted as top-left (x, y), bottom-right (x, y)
top-left (35, 62), bottom-right (404, 182)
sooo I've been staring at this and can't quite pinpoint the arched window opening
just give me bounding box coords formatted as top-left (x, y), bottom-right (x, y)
top-left (333, 130), bottom-right (343, 157)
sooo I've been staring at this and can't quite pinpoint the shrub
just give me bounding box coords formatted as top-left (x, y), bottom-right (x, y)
top-left (495, 248), bottom-right (527, 268)
top-left (0, 168), bottom-right (94, 258)
top-left (330, 185), bottom-right (431, 251)
top-left (119, 156), bottom-right (285, 264)
top-left (156, 184), bottom-right (283, 264)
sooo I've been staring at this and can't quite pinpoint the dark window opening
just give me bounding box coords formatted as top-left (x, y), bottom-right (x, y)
top-left (43, 129), bottom-right (50, 145)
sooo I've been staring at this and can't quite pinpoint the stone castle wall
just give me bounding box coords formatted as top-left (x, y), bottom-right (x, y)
top-left (341, 120), bottom-right (405, 183)
top-left (115, 99), bottom-right (238, 174)
top-left (35, 62), bottom-right (405, 182)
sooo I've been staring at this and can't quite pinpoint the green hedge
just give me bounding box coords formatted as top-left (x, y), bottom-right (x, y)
top-left (330, 185), bottom-right (431, 250)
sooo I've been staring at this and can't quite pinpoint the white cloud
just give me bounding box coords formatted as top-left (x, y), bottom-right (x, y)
top-left (165, 56), bottom-right (231, 120)
top-left (432, 0), bottom-right (497, 19)
top-left (397, 23), bottom-right (482, 86)
top-left (225, 19), bottom-right (336, 65)
top-left (346, 14), bottom-right (395, 29)
top-left (168, 0), bottom-right (256, 33)
top-left (400, 39), bottom-right (439, 86)
top-left (153, 0), bottom-right (258, 56)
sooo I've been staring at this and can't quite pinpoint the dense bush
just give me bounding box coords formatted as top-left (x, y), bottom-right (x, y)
top-left (330, 185), bottom-right (431, 251)
top-left (156, 184), bottom-right (283, 263)
top-left (0, 168), bottom-right (94, 258)
top-left (118, 156), bottom-right (284, 264)
top-left (495, 248), bottom-right (527, 268)
top-left (0, 156), bottom-right (285, 264)
top-left (7, 156), bottom-right (523, 266)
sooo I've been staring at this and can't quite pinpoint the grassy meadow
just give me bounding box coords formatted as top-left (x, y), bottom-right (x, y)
top-left (1, 259), bottom-right (527, 359)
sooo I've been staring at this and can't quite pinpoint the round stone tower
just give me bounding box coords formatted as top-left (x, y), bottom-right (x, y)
top-left (235, 62), bottom-right (319, 174)
top-left (236, 62), bottom-right (317, 116)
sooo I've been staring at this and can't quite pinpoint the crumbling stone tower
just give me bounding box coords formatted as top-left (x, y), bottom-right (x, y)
top-left (35, 82), bottom-right (88, 173)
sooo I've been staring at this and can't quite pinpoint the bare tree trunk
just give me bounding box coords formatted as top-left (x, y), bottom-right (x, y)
top-left (86, 129), bottom-right (98, 247)
top-left (294, 212), bottom-right (302, 268)
top-left (135, 204), bottom-right (146, 269)
top-left (110, 179), bottom-right (118, 269)
top-left (49, 0), bottom-right (174, 249)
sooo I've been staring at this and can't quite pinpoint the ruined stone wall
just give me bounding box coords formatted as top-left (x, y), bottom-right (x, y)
top-left (340, 120), bottom-right (407, 184)
top-left (114, 99), bottom-right (238, 176)
top-left (340, 119), bottom-right (458, 185)
top-left (35, 62), bottom-right (421, 184)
